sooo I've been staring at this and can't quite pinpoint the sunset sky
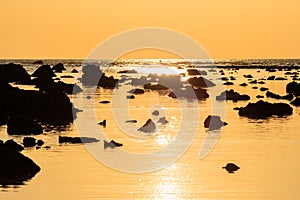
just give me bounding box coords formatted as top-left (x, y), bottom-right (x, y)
top-left (1, 0), bottom-right (299, 59)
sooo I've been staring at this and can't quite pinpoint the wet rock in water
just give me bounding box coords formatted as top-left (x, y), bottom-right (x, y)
top-left (258, 81), bottom-right (265, 84)
top-left (240, 83), bottom-right (248, 87)
top-left (256, 95), bottom-right (264, 99)
top-left (252, 86), bottom-right (258, 89)
top-left (204, 115), bottom-right (228, 131)
top-left (168, 87), bottom-right (209, 100)
top-left (223, 163), bottom-right (240, 173)
top-left (98, 74), bottom-right (118, 89)
top-left (187, 77), bottom-right (216, 88)
top-left (3, 140), bottom-right (24, 152)
top-left (223, 82), bottom-right (234, 85)
top-left (243, 74), bottom-right (253, 78)
top-left (52, 63), bottom-right (66, 71)
top-left (267, 75), bottom-right (276, 80)
top-left (128, 88), bottom-right (145, 94)
top-left (7, 115), bottom-right (43, 135)
top-left (23, 137), bottom-right (36, 147)
top-left (58, 136), bottom-right (100, 144)
top-left (56, 81), bottom-right (82, 94)
top-left (138, 119), bottom-right (156, 133)
top-left (31, 65), bottom-right (56, 79)
top-left (216, 89), bottom-right (250, 102)
top-left (99, 101), bottom-right (110, 104)
top-left (266, 91), bottom-right (293, 101)
top-left (125, 119), bottom-right (137, 123)
top-left (60, 75), bottom-right (74, 79)
top-left (286, 82), bottom-right (300, 96)
top-left (249, 80), bottom-right (257, 84)
top-left (117, 70), bottom-right (137, 74)
top-left (32, 60), bottom-right (43, 65)
top-left (157, 117), bottom-right (168, 125)
top-left (291, 98), bottom-right (300, 106)
top-left (143, 83), bottom-right (168, 90)
top-left (187, 69), bottom-right (199, 75)
top-left (126, 95), bottom-right (135, 99)
top-left (36, 140), bottom-right (44, 147)
top-left (275, 77), bottom-right (287, 81)
top-left (0, 63), bottom-right (31, 84)
top-left (0, 147), bottom-right (40, 186)
top-left (71, 69), bottom-right (78, 73)
top-left (152, 110), bottom-right (159, 116)
top-left (0, 112), bottom-right (7, 126)
top-left (260, 87), bottom-right (269, 91)
top-left (98, 119), bottom-right (106, 127)
top-left (104, 140), bottom-right (123, 149)
top-left (238, 100), bottom-right (293, 119)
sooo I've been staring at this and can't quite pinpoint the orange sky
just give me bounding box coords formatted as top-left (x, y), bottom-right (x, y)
top-left (0, 0), bottom-right (299, 59)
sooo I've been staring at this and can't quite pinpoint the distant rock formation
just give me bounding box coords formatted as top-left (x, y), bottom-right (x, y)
top-left (58, 136), bottom-right (100, 144)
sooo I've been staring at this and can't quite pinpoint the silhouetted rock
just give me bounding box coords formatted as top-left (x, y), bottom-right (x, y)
top-left (3, 140), bottom-right (24, 152)
top-left (23, 137), bottom-right (36, 147)
top-left (117, 70), bottom-right (137, 74)
top-left (216, 89), bottom-right (250, 101)
top-left (125, 120), bottom-right (137, 123)
top-left (152, 110), bottom-right (159, 116)
top-left (71, 69), bottom-right (78, 73)
top-left (187, 69), bottom-right (206, 76)
top-left (275, 77), bottom-right (287, 81)
top-left (104, 140), bottom-right (123, 149)
top-left (256, 95), bottom-right (264, 98)
top-left (187, 77), bottom-right (216, 88)
top-left (32, 65), bottom-right (56, 79)
top-left (240, 83), bottom-right (248, 87)
top-left (144, 83), bottom-right (168, 90)
top-left (267, 75), bottom-right (276, 80)
top-left (58, 136), bottom-right (99, 144)
top-left (32, 60), bottom-right (43, 65)
top-left (286, 82), bottom-right (300, 96)
top-left (0, 149), bottom-right (40, 185)
top-left (204, 115), bottom-right (228, 131)
top-left (223, 163), bottom-right (240, 173)
top-left (260, 87), bottom-right (269, 91)
top-left (36, 140), bottom-right (44, 147)
top-left (60, 75), bottom-right (74, 79)
top-left (0, 63), bottom-right (31, 84)
top-left (244, 74), bottom-right (253, 78)
top-left (157, 117), bottom-right (168, 125)
top-left (98, 74), bottom-right (118, 89)
top-left (52, 63), bottom-right (66, 71)
top-left (138, 119), bottom-right (156, 133)
top-left (238, 100), bottom-right (293, 119)
top-left (126, 95), bottom-right (135, 99)
top-left (223, 82), bottom-right (234, 85)
top-left (7, 116), bottom-right (43, 135)
top-left (168, 87), bottom-right (209, 100)
top-left (98, 119), bottom-right (107, 127)
top-left (266, 91), bottom-right (293, 100)
top-left (99, 101), bottom-right (110, 104)
top-left (291, 98), bottom-right (300, 106)
top-left (128, 88), bottom-right (145, 94)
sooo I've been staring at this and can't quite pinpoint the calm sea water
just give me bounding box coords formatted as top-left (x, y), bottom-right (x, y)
top-left (0, 59), bottom-right (300, 199)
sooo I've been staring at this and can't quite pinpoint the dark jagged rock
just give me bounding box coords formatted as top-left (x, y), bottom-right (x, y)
top-left (223, 82), bottom-right (234, 85)
top-left (117, 70), bottom-right (137, 74)
top-left (104, 140), bottom-right (123, 149)
top-left (7, 116), bottom-right (43, 135)
top-left (31, 65), bottom-right (56, 79)
top-left (256, 95), bottom-right (264, 98)
top-left (23, 137), bottom-right (36, 147)
top-left (0, 84), bottom-right (75, 125)
top-left (128, 88), bottom-right (145, 94)
top-left (99, 101), bottom-right (110, 104)
top-left (249, 80), bottom-right (257, 84)
top-left (223, 163), bottom-right (240, 173)
top-left (258, 81), bottom-right (265, 84)
top-left (168, 87), bottom-right (209, 100)
top-left (260, 87), bottom-right (269, 91)
top-left (98, 75), bottom-right (118, 89)
top-left (266, 91), bottom-right (293, 101)
top-left (187, 77), bottom-right (216, 88)
top-left (238, 100), bottom-right (293, 119)
top-left (267, 76), bottom-right (276, 80)
top-left (138, 119), bottom-right (156, 133)
top-left (286, 82), bottom-right (300, 96)
top-left (60, 75), bottom-right (74, 79)
top-left (252, 86), bottom-right (258, 89)
top-left (52, 63), bottom-right (66, 71)
top-left (187, 69), bottom-right (207, 76)
top-left (36, 140), bottom-right (44, 147)
top-left (244, 74), bottom-right (253, 78)
top-left (0, 149), bottom-right (40, 185)
top-left (125, 119), bottom-right (137, 123)
top-left (98, 119), bottom-right (106, 127)
top-left (152, 110), bottom-right (159, 116)
top-left (0, 63), bottom-right (31, 84)
top-left (3, 140), bottom-right (24, 152)
top-left (71, 69), bottom-right (78, 73)
top-left (143, 83), bottom-right (168, 90)
top-left (291, 98), bottom-right (300, 106)
top-left (58, 136), bottom-right (100, 144)
top-left (32, 60), bottom-right (43, 65)
top-left (204, 115), bottom-right (228, 131)
top-left (275, 77), bottom-right (287, 81)
top-left (216, 89), bottom-right (250, 102)
top-left (157, 117), bottom-right (168, 125)
top-left (240, 83), bottom-right (248, 87)
top-left (126, 95), bottom-right (135, 99)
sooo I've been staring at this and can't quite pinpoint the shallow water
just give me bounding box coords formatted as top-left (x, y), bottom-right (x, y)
top-left (0, 59), bottom-right (300, 199)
